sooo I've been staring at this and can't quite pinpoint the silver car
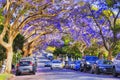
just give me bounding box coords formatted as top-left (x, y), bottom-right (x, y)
top-left (16, 57), bottom-right (37, 75)
top-left (113, 53), bottom-right (120, 77)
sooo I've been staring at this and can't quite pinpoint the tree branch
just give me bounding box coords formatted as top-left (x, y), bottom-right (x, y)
top-left (87, 4), bottom-right (109, 51)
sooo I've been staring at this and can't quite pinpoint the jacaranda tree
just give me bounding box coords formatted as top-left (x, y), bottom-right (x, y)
top-left (66, 0), bottom-right (120, 60)
top-left (0, 0), bottom-right (76, 73)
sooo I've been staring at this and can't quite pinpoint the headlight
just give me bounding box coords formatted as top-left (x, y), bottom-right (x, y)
top-left (86, 62), bottom-right (90, 65)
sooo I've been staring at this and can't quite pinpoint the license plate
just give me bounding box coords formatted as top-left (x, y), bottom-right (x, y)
top-left (22, 69), bottom-right (29, 72)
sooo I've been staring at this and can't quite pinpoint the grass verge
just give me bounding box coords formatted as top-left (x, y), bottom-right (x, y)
top-left (0, 73), bottom-right (14, 80)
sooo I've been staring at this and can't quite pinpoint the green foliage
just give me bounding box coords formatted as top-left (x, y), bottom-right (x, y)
top-left (0, 26), bottom-right (8, 43)
top-left (112, 41), bottom-right (120, 56)
top-left (53, 43), bottom-right (81, 59)
top-left (0, 34), bottom-right (24, 62)
top-left (3, 32), bottom-right (8, 43)
top-left (113, 19), bottom-right (120, 35)
top-left (12, 51), bottom-right (22, 65)
top-left (0, 8), bottom-right (4, 25)
top-left (0, 73), bottom-right (13, 80)
top-left (106, 0), bottom-right (116, 7)
top-left (103, 10), bottom-right (113, 18)
top-left (62, 34), bottom-right (73, 45)
top-left (13, 34), bottom-right (25, 53)
top-left (53, 47), bottom-right (66, 56)
top-left (0, 25), bottom-right (4, 34)
top-left (0, 26), bottom-right (6, 61)
top-left (112, 24), bottom-right (120, 34)
top-left (0, 45), bottom-right (6, 61)
top-left (84, 42), bottom-right (99, 56)
top-left (0, 26), bottom-right (25, 52)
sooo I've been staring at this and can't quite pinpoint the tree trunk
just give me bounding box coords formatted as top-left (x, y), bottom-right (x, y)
top-left (107, 50), bottom-right (112, 60)
top-left (81, 52), bottom-right (85, 58)
top-left (23, 49), bottom-right (28, 57)
top-left (4, 46), bottom-right (13, 73)
top-left (98, 52), bottom-right (103, 59)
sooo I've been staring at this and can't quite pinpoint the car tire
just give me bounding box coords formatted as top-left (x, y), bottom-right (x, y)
top-left (80, 68), bottom-right (83, 72)
top-left (75, 69), bottom-right (77, 71)
top-left (113, 68), bottom-right (118, 77)
top-left (32, 70), bottom-right (35, 75)
top-left (16, 72), bottom-right (21, 76)
top-left (90, 69), bottom-right (94, 74)
top-left (83, 65), bottom-right (87, 72)
top-left (95, 67), bottom-right (100, 74)
top-left (33, 72), bottom-right (35, 75)
top-left (51, 67), bottom-right (53, 70)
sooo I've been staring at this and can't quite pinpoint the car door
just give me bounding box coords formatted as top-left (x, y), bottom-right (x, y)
top-left (114, 54), bottom-right (120, 72)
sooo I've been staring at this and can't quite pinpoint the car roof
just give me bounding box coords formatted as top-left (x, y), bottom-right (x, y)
top-left (20, 57), bottom-right (35, 61)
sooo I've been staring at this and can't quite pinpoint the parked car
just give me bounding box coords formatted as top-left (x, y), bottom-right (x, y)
top-left (51, 60), bottom-right (63, 70)
top-left (80, 55), bottom-right (98, 72)
top-left (16, 60), bottom-right (36, 75)
top-left (70, 61), bottom-right (75, 69)
top-left (20, 57), bottom-right (37, 69)
top-left (42, 51), bottom-right (48, 58)
top-left (90, 59), bottom-right (113, 74)
top-left (112, 53), bottom-right (120, 77)
top-left (44, 61), bottom-right (51, 67)
top-left (33, 56), bottom-right (38, 67)
top-left (47, 55), bottom-right (53, 60)
top-left (47, 53), bottom-right (53, 58)
top-left (73, 60), bottom-right (81, 71)
top-left (64, 61), bottom-right (69, 68)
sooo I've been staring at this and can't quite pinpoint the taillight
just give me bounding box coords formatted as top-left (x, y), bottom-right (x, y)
top-left (30, 62), bottom-right (34, 66)
top-left (16, 63), bottom-right (19, 67)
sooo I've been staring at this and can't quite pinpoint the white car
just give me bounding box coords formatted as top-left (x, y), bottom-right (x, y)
top-left (47, 53), bottom-right (53, 57)
top-left (51, 60), bottom-right (63, 70)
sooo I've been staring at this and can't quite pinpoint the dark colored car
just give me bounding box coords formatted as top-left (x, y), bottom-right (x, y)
top-left (90, 59), bottom-right (113, 74)
top-left (47, 56), bottom-right (53, 60)
top-left (80, 55), bottom-right (98, 72)
top-left (44, 61), bottom-right (51, 67)
top-left (73, 60), bottom-right (81, 71)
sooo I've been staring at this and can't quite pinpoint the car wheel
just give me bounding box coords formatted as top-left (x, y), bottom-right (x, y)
top-left (16, 72), bottom-right (21, 76)
top-left (51, 67), bottom-right (53, 70)
top-left (83, 65), bottom-right (87, 72)
top-left (95, 67), bottom-right (100, 74)
top-left (80, 68), bottom-right (83, 72)
top-left (32, 70), bottom-right (35, 75)
top-left (75, 69), bottom-right (77, 71)
top-left (90, 68), bottom-right (94, 74)
top-left (113, 68), bottom-right (118, 77)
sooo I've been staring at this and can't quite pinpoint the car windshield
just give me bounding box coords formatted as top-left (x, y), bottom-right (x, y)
top-left (52, 60), bottom-right (61, 63)
top-left (19, 61), bottom-right (31, 66)
top-left (86, 56), bottom-right (98, 61)
top-left (116, 54), bottom-right (120, 60)
top-left (103, 60), bottom-right (113, 65)
top-left (46, 61), bottom-right (51, 64)
top-left (21, 57), bottom-right (34, 61)
top-left (75, 61), bottom-right (80, 64)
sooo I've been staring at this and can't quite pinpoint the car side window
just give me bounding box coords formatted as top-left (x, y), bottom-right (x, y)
top-left (96, 60), bottom-right (102, 64)
top-left (103, 61), bottom-right (113, 64)
top-left (116, 54), bottom-right (120, 60)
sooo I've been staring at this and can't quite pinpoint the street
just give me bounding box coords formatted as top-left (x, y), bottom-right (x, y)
top-left (12, 54), bottom-right (120, 80)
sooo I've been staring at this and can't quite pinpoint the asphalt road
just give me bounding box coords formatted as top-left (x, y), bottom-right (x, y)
top-left (12, 54), bottom-right (120, 80)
